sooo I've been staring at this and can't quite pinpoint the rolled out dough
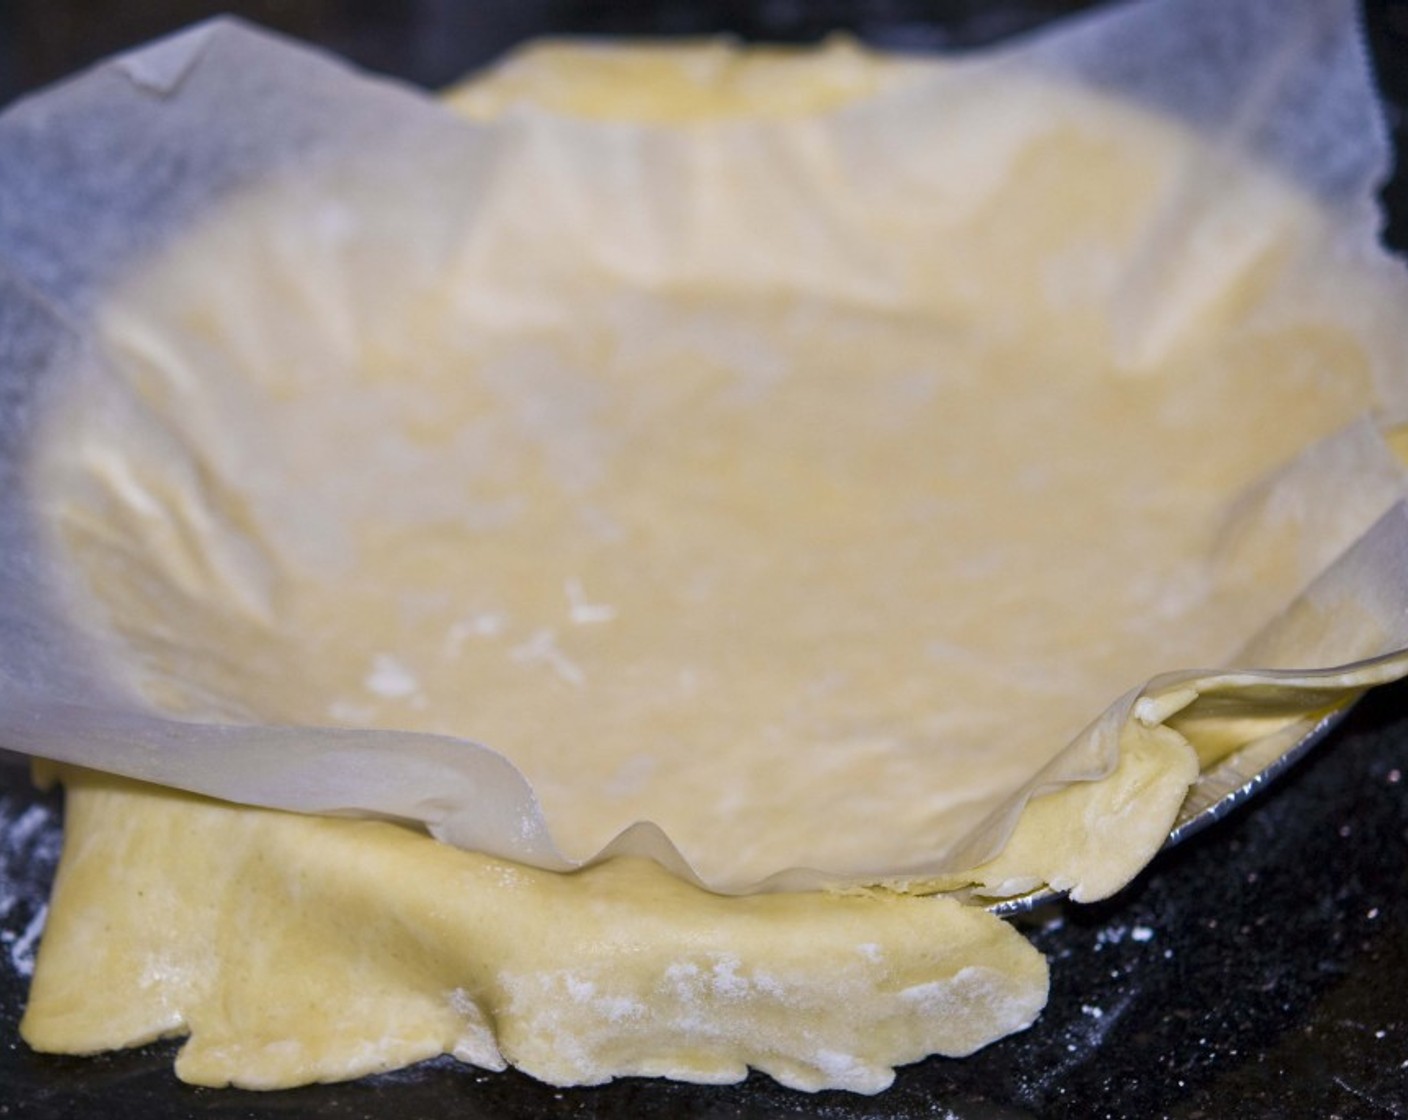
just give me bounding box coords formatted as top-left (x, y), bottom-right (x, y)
top-left (19, 39), bottom-right (1408, 1092)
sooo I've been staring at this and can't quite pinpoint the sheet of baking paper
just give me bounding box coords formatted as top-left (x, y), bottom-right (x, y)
top-left (1, 0), bottom-right (1407, 901)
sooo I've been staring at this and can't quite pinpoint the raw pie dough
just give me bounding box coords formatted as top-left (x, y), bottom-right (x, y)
top-left (18, 40), bottom-right (1408, 1092)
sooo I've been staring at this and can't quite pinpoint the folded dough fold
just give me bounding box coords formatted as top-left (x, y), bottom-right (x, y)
top-left (24, 767), bottom-right (1048, 1094)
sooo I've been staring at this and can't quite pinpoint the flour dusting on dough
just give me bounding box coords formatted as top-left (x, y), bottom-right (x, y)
top-left (364, 655), bottom-right (420, 700)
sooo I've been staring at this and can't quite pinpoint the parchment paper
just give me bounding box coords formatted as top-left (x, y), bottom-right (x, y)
top-left (1, 0), bottom-right (1406, 899)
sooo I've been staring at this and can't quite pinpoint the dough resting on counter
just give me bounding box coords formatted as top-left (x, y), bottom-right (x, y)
top-left (25, 767), bottom-right (1046, 1092)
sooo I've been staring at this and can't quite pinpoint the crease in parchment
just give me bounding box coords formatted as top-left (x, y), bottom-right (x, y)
top-left (114, 22), bottom-right (222, 97)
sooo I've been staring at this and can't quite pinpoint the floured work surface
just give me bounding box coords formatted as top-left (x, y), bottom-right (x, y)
top-left (14, 19), bottom-right (1408, 1098)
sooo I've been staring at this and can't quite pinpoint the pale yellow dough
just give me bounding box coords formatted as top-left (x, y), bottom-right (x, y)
top-left (19, 39), bottom-right (1408, 1092)
top-left (24, 767), bottom-right (1045, 1092)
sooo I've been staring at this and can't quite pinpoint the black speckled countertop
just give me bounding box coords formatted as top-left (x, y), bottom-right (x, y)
top-left (2, 3), bottom-right (1408, 1117)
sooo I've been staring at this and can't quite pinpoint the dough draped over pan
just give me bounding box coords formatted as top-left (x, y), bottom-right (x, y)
top-left (13, 10), bottom-right (1408, 1094)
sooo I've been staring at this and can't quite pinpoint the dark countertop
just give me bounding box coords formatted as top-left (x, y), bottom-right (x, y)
top-left (2, 3), bottom-right (1408, 1117)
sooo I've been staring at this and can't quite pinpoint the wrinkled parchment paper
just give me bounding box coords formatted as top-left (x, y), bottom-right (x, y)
top-left (2, 0), bottom-right (1407, 900)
